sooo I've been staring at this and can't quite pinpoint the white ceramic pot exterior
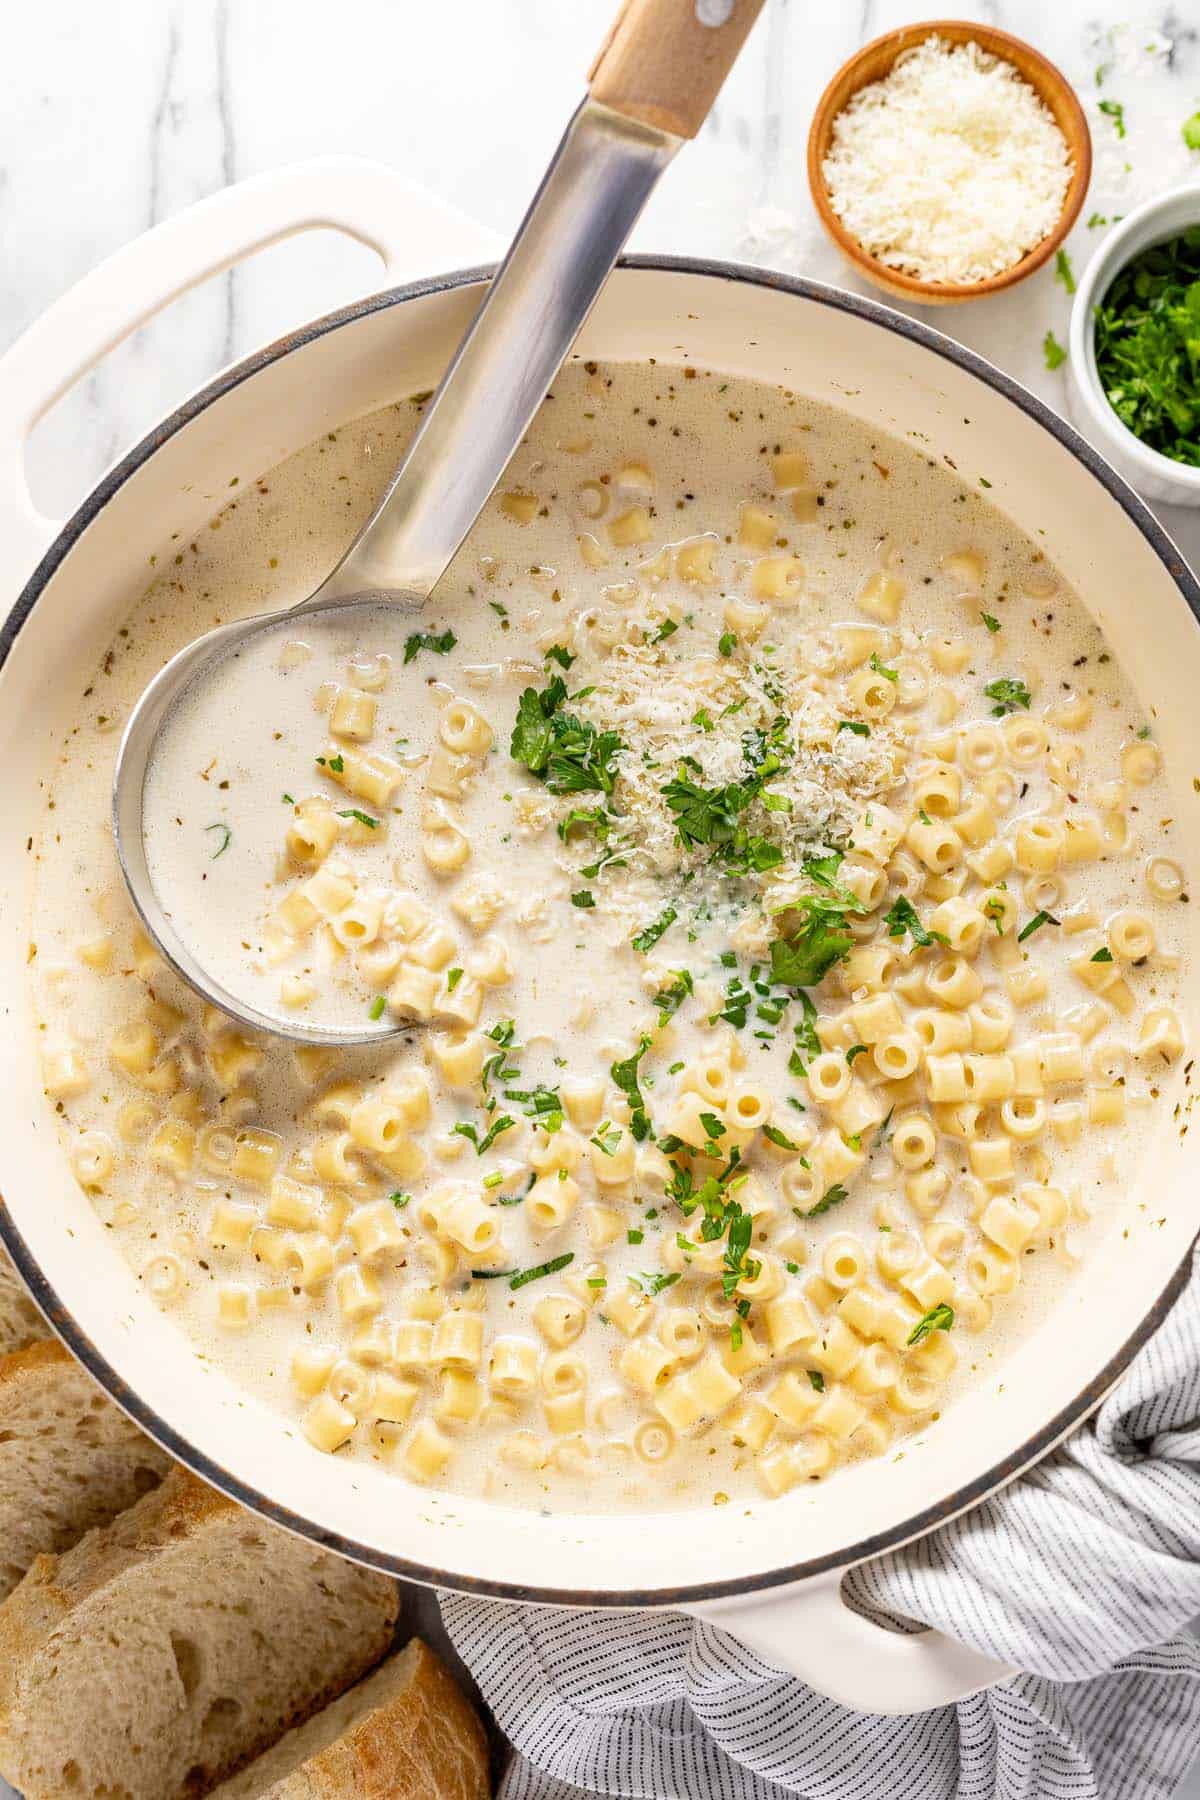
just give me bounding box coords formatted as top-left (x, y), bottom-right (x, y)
top-left (1068, 182), bottom-right (1200, 506)
top-left (0, 162), bottom-right (1195, 1715)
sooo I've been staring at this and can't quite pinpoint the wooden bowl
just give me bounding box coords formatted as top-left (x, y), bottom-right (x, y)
top-left (807, 22), bottom-right (1092, 305)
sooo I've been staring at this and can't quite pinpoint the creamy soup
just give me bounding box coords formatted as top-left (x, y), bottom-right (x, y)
top-left (31, 361), bottom-right (1188, 1512)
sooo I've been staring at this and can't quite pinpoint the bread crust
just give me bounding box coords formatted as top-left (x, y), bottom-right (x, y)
top-left (293, 1641), bottom-right (488, 1800)
top-left (213, 1640), bottom-right (490, 1800)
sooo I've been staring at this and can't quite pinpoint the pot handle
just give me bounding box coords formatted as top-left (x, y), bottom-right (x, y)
top-left (683, 1573), bottom-right (1015, 1715)
top-left (0, 156), bottom-right (503, 590)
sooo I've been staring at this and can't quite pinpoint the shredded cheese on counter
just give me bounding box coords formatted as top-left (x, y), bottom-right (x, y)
top-left (822, 35), bottom-right (1073, 286)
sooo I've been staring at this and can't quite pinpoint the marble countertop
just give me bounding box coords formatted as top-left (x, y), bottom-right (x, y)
top-left (2, 0), bottom-right (1199, 1786)
top-left (4, 0), bottom-right (1200, 557)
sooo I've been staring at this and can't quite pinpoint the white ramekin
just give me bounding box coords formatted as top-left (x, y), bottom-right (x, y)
top-left (1068, 182), bottom-right (1200, 507)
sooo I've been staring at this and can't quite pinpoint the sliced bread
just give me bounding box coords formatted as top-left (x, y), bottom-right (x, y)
top-left (0, 1467), bottom-right (400, 1800)
top-left (0, 1337), bottom-right (171, 1602)
top-left (0, 1242), bottom-right (48, 1356)
top-left (210, 1638), bottom-right (490, 1800)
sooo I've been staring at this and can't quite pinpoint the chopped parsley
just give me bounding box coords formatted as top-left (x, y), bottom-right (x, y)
top-left (763, 1124), bottom-right (801, 1152)
top-left (869, 651), bottom-right (898, 682)
top-left (718, 630), bottom-right (737, 656)
top-left (884, 894), bottom-right (947, 950)
top-left (629, 1270), bottom-right (681, 1297)
top-left (981, 612), bottom-right (1001, 633)
top-left (632, 906), bottom-right (678, 954)
top-left (402, 627), bottom-right (457, 664)
top-left (1017, 910), bottom-right (1059, 942)
top-left (452, 1114), bottom-right (516, 1155)
top-left (611, 1034), bottom-right (653, 1141)
top-left (1091, 946), bottom-right (1114, 963)
top-left (1185, 111), bottom-right (1200, 152)
top-left (571, 890), bottom-right (596, 908)
top-left (367, 995), bottom-right (386, 1020)
top-left (590, 1120), bottom-right (623, 1158)
top-left (1055, 248), bottom-right (1076, 295)
top-left (1094, 227), bottom-right (1200, 468)
top-left (544, 644), bottom-right (575, 669)
top-left (984, 676), bottom-right (1031, 716)
top-left (390, 1191), bottom-right (410, 1209)
top-left (807, 1369), bottom-right (825, 1393)
top-left (510, 674), bottom-right (623, 794)
top-left (907, 1302), bottom-right (955, 1346)
top-left (810, 1183), bottom-right (849, 1215)
top-left (446, 967), bottom-right (464, 991)
top-left (770, 895), bottom-right (858, 989)
top-left (281, 792), bottom-right (295, 805)
top-left (838, 718), bottom-right (870, 736)
top-left (205, 823), bottom-right (232, 859)
top-left (653, 969), bottom-right (694, 1023)
top-left (652, 617), bottom-right (679, 643)
top-left (509, 1253), bottom-right (574, 1291)
top-left (337, 808), bottom-right (379, 829)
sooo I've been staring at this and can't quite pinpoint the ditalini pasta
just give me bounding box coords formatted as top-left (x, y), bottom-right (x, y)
top-left (30, 362), bottom-right (1187, 1512)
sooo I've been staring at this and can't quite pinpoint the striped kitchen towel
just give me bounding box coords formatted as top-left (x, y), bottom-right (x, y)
top-left (442, 1244), bottom-right (1200, 1800)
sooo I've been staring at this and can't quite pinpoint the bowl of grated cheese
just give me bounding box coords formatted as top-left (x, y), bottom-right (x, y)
top-left (808, 23), bottom-right (1091, 304)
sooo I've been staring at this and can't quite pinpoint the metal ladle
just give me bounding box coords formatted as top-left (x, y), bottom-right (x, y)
top-left (112, 0), bottom-right (764, 1045)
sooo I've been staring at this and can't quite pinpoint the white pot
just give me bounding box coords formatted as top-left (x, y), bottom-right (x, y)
top-left (0, 159), bottom-right (1195, 1716)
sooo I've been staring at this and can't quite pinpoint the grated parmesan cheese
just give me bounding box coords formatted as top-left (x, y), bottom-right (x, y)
top-left (822, 35), bottom-right (1072, 286)
top-left (552, 637), bottom-right (904, 932)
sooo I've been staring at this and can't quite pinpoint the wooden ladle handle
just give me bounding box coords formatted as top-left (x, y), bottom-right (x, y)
top-left (589, 0), bottom-right (766, 139)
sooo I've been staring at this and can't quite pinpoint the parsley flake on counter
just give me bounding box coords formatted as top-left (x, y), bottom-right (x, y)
top-left (1098, 97), bottom-right (1126, 137)
top-left (1055, 248), bottom-right (1076, 294)
top-left (1043, 330), bottom-right (1068, 371)
top-left (402, 627), bottom-right (457, 665)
